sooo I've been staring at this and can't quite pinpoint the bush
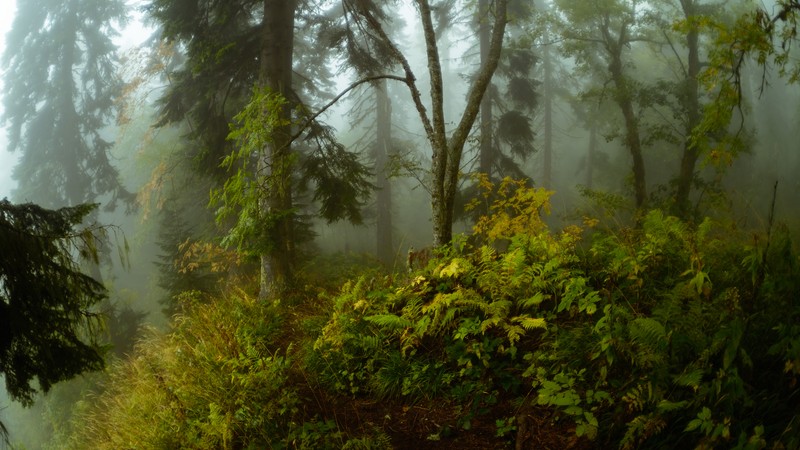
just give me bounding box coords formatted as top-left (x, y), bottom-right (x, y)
top-left (311, 178), bottom-right (800, 448)
top-left (66, 291), bottom-right (297, 449)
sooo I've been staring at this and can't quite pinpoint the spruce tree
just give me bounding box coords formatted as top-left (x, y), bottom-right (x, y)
top-left (2, 0), bottom-right (132, 209)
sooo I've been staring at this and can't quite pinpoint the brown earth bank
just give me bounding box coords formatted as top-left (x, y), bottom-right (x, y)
top-left (302, 387), bottom-right (593, 449)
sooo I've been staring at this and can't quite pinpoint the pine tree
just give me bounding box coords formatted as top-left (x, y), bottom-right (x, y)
top-left (1, 0), bottom-right (132, 210)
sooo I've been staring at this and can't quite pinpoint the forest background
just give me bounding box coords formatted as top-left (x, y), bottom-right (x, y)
top-left (0, 0), bottom-right (798, 448)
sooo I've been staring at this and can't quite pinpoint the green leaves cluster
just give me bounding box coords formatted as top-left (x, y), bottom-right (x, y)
top-left (211, 86), bottom-right (373, 258)
top-left (210, 86), bottom-right (291, 257)
top-left (311, 179), bottom-right (800, 447)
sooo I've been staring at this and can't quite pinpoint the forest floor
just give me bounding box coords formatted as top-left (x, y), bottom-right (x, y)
top-left (298, 382), bottom-right (592, 449)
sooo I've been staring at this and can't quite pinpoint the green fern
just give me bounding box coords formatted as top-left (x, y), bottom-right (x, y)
top-left (364, 314), bottom-right (413, 330)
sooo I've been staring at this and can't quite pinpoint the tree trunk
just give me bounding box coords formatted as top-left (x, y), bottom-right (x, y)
top-left (350, 0), bottom-right (508, 248)
top-left (422, 0), bottom-right (509, 247)
top-left (542, 23), bottom-right (554, 189)
top-left (608, 46), bottom-right (647, 209)
top-left (675, 0), bottom-right (701, 218)
top-left (375, 79), bottom-right (394, 265)
top-left (478, 0), bottom-right (493, 177)
top-left (587, 112), bottom-right (597, 189)
top-left (259, 0), bottom-right (296, 299)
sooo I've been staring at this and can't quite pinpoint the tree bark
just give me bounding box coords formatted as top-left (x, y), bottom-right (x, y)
top-left (603, 19), bottom-right (647, 210)
top-left (347, 0), bottom-right (508, 248)
top-left (478, 0), bottom-right (494, 177)
top-left (425, 0), bottom-right (509, 247)
top-left (674, 0), bottom-right (701, 218)
top-left (542, 23), bottom-right (553, 189)
top-left (587, 111), bottom-right (598, 189)
top-left (375, 79), bottom-right (394, 265)
top-left (259, 0), bottom-right (296, 299)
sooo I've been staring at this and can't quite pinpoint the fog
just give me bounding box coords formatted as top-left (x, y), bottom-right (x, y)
top-left (0, 0), bottom-right (17, 198)
top-left (1, 0), bottom-right (799, 447)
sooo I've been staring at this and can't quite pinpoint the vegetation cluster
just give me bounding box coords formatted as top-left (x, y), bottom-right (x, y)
top-left (58, 180), bottom-right (800, 449)
top-left (2, 0), bottom-right (800, 448)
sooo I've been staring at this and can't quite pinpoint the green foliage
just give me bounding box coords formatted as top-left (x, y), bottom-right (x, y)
top-left (210, 86), bottom-right (372, 260)
top-left (66, 291), bottom-right (299, 449)
top-left (210, 86), bottom-right (292, 258)
top-left (58, 178), bottom-right (800, 448)
top-left (311, 179), bottom-right (800, 447)
top-left (0, 200), bottom-right (107, 405)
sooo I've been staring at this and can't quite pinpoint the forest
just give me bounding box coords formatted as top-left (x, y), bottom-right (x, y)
top-left (0, 0), bottom-right (799, 448)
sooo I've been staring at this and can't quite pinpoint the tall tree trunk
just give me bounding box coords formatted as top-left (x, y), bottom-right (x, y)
top-left (375, 79), bottom-right (394, 265)
top-left (608, 47), bottom-right (647, 209)
top-left (587, 112), bottom-right (597, 189)
top-left (675, 0), bottom-right (701, 218)
top-left (350, 0), bottom-right (508, 248)
top-left (542, 23), bottom-right (553, 189)
top-left (478, 0), bottom-right (494, 177)
top-left (259, 0), bottom-right (296, 299)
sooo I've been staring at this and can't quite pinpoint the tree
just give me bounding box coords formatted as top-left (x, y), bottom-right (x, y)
top-left (148, 0), bottom-right (371, 297)
top-left (555, 0), bottom-right (652, 210)
top-left (374, 80), bottom-right (395, 264)
top-left (1, 0), bottom-right (132, 210)
top-left (0, 200), bottom-right (107, 406)
top-left (256, 0), bottom-right (300, 295)
top-left (475, 0), bottom-right (538, 182)
top-left (345, 0), bottom-right (510, 246)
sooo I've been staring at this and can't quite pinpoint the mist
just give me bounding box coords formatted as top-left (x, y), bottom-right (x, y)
top-left (1, 0), bottom-right (799, 448)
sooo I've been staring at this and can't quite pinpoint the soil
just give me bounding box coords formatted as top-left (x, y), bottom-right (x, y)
top-left (303, 386), bottom-right (593, 449)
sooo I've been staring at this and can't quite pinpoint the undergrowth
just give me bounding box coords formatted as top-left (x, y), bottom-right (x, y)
top-left (65, 176), bottom-right (799, 449)
top-left (310, 177), bottom-right (800, 448)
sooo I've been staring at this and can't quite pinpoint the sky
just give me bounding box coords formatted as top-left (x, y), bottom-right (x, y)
top-left (0, 0), bottom-right (151, 200)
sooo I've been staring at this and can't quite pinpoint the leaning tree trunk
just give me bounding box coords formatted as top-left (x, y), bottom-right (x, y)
top-left (349, 0), bottom-right (508, 248)
top-left (423, 0), bottom-right (509, 247)
top-left (259, 0), bottom-right (296, 299)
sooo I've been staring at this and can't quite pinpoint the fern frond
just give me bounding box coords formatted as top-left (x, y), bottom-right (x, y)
top-left (620, 413), bottom-right (667, 450)
top-left (364, 314), bottom-right (413, 330)
top-left (518, 292), bottom-right (546, 310)
top-left (622, 382), bottom-right (656, 413)
top-left (673, 368), bottom-right (704, 389)
top-left (513, 316), bottom-right (547, 330)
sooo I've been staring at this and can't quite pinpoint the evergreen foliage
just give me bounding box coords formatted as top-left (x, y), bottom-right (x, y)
top-left (1, 0), bottom-right (132, 209)
top-left (211, 87), bottom-right (372, 258)
top-left (0, 200), bottom-right (107, 405)
top-left (155, 205), bottom-right (220, 317)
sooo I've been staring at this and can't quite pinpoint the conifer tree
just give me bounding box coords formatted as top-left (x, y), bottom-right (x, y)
top-left (0, 200), bottom-right (107, 406)
top-left (147, 0), bottom-right (371, 297)
top-left (1, 0), bottom-right (132, 210)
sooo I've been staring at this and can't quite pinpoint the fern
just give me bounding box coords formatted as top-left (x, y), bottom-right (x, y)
top-left (364, 314), bottom-right (413, 330)
top-left (620, 413), bottom-right (667, 450)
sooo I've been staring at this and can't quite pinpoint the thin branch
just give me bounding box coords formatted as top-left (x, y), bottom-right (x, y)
top-left (289, 74), bottom-right (408, 144)
top-left (661, 28), bottom-right (688, 77)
